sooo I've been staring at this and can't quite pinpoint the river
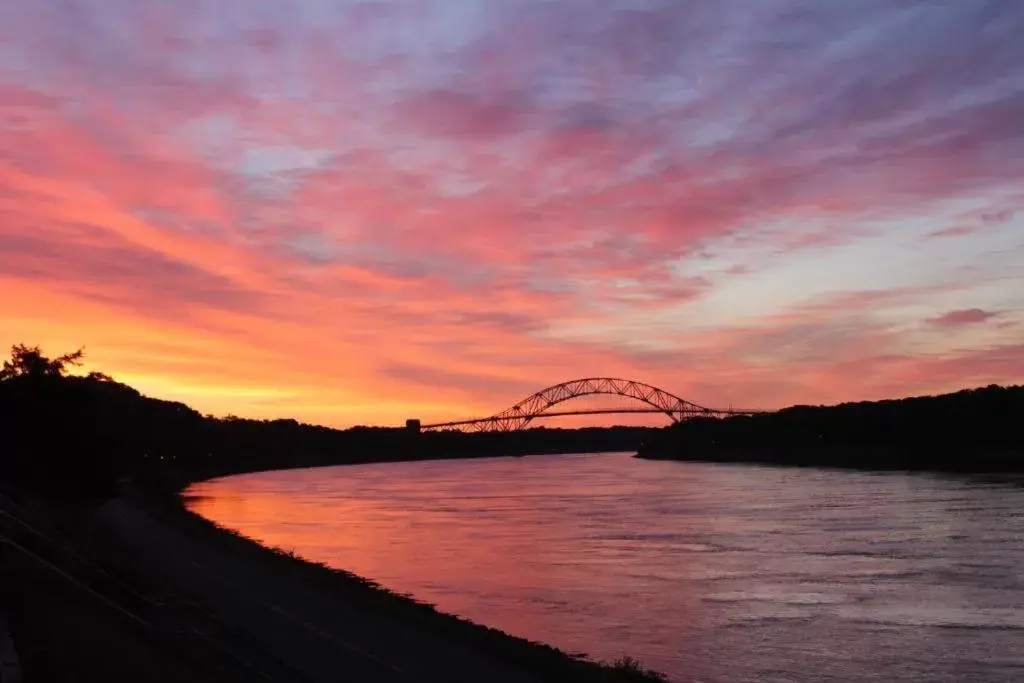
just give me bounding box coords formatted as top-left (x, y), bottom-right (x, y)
top-left (185, 453), bottom-right (1024, 682)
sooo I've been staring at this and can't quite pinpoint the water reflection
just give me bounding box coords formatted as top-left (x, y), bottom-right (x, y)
top-left (187, 453), bottom-right (1024, 682)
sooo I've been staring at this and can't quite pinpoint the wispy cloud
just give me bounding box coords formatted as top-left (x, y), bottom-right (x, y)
top-left (927, 308), bottom-right (1000, 327)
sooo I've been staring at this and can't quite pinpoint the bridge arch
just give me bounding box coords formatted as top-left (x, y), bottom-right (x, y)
top-left (422, 377), bottom-right (735, 432)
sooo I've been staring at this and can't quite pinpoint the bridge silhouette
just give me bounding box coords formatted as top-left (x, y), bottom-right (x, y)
top-left (416, 377), bottom-right (762, 433)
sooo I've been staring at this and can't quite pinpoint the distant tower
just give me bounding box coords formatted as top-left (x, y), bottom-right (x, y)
top-left (406, 418), bottom-right (421, 434)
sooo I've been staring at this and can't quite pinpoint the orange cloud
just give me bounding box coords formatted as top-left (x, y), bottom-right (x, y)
top-left (2, 2), bottom-right (1023, 427)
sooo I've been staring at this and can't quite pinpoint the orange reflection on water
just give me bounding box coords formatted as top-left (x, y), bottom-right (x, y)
top-left (185, 454), bottom-right (713, 667)
top-left (185, 453), bottom-right (1024, 683)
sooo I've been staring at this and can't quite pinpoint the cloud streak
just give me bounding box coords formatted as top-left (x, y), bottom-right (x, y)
top-left (928, 309), bottom-right (1000, 327)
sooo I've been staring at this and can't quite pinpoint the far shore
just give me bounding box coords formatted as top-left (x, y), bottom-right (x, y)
top-left (635, 445), bottom-right (1024, 475)
top-left (637, 384), bottom-right (1022, 473)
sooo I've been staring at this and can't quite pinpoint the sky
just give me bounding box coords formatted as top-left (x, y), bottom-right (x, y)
top-left (1, 0), bottom-right (1023, 427)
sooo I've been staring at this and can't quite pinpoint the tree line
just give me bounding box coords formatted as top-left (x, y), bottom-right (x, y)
top-left (0, 345), bottom-right (656, 498)
top-left (5, 344), bottom-right (1021, 499)
top-left (637, 383), bottom-right (1023, 471)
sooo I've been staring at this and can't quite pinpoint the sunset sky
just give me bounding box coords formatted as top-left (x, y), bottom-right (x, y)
top-left (1, 1), bottom-right (1022, 427)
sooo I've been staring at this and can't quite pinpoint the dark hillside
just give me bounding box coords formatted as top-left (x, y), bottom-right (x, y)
top-left (637, 385), bottom-right (1024, 472)
top-left (0, 345), bottom-right (654, 498)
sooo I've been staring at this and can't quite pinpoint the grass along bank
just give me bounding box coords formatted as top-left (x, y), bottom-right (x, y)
top-left (153, 483), bottom-right (670, 682)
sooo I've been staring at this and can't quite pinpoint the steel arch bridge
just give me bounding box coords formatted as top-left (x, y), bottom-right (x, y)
top-left (419, 377), bottom-right (760, 433)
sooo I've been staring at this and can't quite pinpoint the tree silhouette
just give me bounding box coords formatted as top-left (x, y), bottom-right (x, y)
top-left (2, 338), bottom-right (1020, 501)
top-left (638, 384), bottom-right (1024, 471)
top-left (0, 344), bottom-right (84, 380)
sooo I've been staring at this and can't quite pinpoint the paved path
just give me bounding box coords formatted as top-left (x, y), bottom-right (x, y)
top-left (94, 498), bottom-right (544, 683)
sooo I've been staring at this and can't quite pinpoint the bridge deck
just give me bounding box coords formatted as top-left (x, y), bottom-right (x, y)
top-left (422, 407), bottom-right (669, 430)
top-left (422, 407), bottom-right (759, 431)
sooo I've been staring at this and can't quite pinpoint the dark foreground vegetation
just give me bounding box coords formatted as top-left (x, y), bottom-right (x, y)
top-left (638, 384), bottom-right (1024, 471)
top-left (0, 345), bottom-right (666, 682)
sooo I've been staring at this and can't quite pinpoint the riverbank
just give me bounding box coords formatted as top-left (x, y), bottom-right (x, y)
top-left (158, 482), bottom-right (670, 681)
top-left (637, 443), bottom-right (1024, 473)
top-left (0, 481), bottom-right (668, 682)
top-left (637, 384), bottom-right (1023, 472)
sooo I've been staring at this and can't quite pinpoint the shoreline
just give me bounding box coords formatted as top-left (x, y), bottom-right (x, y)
top-left (634, 447), bottom-right (1024, 475)
top-left (2, 479), bottom-right (669, 682)
top-left (152, 481), bottom-right (669, 681)
top-left (168, 445), bottom-right (643, 493)
top-left (634, 385), bottom-right (1022, 474)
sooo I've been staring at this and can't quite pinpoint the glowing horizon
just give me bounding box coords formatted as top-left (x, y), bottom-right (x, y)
top-left (1, 1), bottom-right (1022, 428)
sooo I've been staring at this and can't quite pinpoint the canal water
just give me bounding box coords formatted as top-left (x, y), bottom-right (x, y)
top-left (186, 453), bottom-right (1024, 682)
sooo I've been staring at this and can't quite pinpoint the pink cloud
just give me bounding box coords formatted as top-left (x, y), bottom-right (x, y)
top-left (393, 89), bottom-right (536, 139)
top-left (1, 1), bottom-right (1023, 426)
top-left (926, 225), bottom-right (980, 239)
top-left (928, 309), bottom-right (1000, 327)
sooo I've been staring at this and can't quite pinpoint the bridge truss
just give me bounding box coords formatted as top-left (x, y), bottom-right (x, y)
top-left (421, 377), bottom-right (760, 433)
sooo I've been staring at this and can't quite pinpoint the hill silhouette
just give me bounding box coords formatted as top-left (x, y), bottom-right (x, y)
top-left (4, 344), bottom-right (1022, 499)
top-left (637, 384), bottom-right (1024, 471)
top-left (0, 345), bottom-right (656, 498)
